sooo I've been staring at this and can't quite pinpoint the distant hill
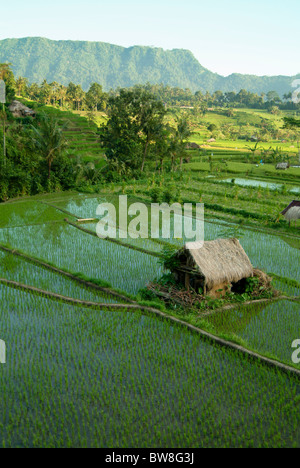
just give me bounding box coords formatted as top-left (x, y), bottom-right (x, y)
top-left (0, 37), bottom-right (299, 95)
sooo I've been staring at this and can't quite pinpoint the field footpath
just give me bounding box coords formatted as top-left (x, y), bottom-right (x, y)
top-left (1, 242), bottom-right (298, 310)
top-left (0, 273), bottom-right (299, 379)
top-left (65, 218), bottom-right (162, 258)
top-left (0, 244), bottom-right (135, 304)
top-left (3, 191), bottom-right (300, 241)
top-left (200, 295), bottom-right (300, 318)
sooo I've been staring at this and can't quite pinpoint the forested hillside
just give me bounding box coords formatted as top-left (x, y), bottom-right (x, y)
top-left (0, 37), bottom-right (299, 94)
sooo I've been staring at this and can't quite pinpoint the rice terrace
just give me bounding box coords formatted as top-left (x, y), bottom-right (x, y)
top-left (0, 22), bottom-right (300, 449)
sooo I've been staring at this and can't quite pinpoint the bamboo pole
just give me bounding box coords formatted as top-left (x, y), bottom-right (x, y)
top-left (2, 103), bottom-right (6, 166)
top-left (0, 80), bottom-right (6, 166)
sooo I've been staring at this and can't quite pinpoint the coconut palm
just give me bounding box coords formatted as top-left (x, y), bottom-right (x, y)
top-left (15, 77), bottom-right (28, 97)
top-left (245, 141), bottom-right (263, 162)
top-left (57, 85), bottom-right (67, 108)
top-left (139, 94), bottom-right (166, 173)
top-left (175, 116), bottom-right (192, 170)
top-left (30, 113), bottom-right (68, 179)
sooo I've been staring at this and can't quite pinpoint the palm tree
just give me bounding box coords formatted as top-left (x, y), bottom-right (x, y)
top-left (74, 85), bottom-right (85, 111)
top-left (270, 146), bottom-right (284, 163)
top-left (58, 85), bottom-right (67, 108)
top-left (40, 80), bottom-right (51, 105)
top-left (175, 116), bottom-right (192, 170)
top-left (245, 141), bottom-right (263, 162)
top-left (15, 77), bottom-right (28, 97)
top-left (169, 133), bottom-right (180, 172)
top-left (139, 94), bottom-right (166, 173)
top-left (49, 81), bottom-right (60, 106)
top-left (30, 113), bottom-right (68, 179)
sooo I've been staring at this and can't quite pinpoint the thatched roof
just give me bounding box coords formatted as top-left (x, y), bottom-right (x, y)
top-left (276, 162), bottom-right (289, 170)
top-left (281, 200), bottom-right (300, 220)
top-left (178, 238), bottom-right (253, 290)
top-left (9, 100), bottom-right (35, 118)
top-left (186, 142), bottom-right (200, 149)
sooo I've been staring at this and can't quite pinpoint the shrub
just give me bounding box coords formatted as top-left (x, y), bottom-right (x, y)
top-left (150, 187), bottom-right (163, 203)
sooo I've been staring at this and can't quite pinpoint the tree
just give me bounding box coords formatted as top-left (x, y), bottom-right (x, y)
top-left (30, 113), bottom-right (68, 179)
top-left (39, 80), bottom-right (51, 105)
top-left (0, 63), bottom-right (15, 103)
top-left (237, 89), bottom-right (249, 106)
top-left (245, 141), bottom-right (263, 161)
top-left (283, 92), bottom-right (292, 102)
top-left (226, 108), bottom-right (235, 117)
top-left (225, 92), bottom-right (236, 105)
top-left (283, 117), bottom-right (300, 128)
top-left (15, 77), bottom-right (28, 97)
top-left (85, 83), bottom-right (104, 111)
top-left (212, 90), bottom-right (224, 106)
top-left (99, 88), bottom-right (166, 175)
top-left (66, 82), bottom-right (77, 107)
top-left (266, 91), bottom-right (281, 106)
top-left (57, 85), bottom-right (67, 107)
top-left (139, 92), bottom-right (166, 172)
top-left (27, 83), bottom-right (40, 101)
top-left (270, 105), bottom-right (281, 115)
top-left (66, 82), bottom-right (85, 110)
top-left (74, 85), bottom-right (85, 110)
top-left (175, 116), bottom-right (192, 170)
top-left (207, 123), bottom-right (217, 134)
top-left (153, 125), bottom-right (173, 173)
top-left (0, 66), bottom-right (14, 166)
top-left (49, 81), bottom-right (60, 106)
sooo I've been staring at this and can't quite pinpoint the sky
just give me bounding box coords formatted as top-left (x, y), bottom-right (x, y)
top-left (0, 0), bottom-right (299, 77)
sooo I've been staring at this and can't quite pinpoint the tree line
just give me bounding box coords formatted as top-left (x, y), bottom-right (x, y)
top-left (15, 78), bottom-right (108, 112)
top-left (3, 62), bottom-right (299, 113)
top-left (116, 84), bottom-right (300, 112)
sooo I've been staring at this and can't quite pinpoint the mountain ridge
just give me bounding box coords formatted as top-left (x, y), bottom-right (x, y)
top-left (0, 37), bottom-right (298, 95)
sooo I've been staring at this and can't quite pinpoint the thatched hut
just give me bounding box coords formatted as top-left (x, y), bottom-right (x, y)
top-left (281, 201), bottom-right (300, 224)
top-left (276, 162), bottom-right (289, 170)
top-left (186, 142), bottom-right (200, 150)
top-left (172, 238), bottom-right (253, 298)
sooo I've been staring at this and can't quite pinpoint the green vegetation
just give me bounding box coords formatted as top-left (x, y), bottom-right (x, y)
top-left (284, 117), bottom-right (300, 128)
top-left (0, 189), bottom-right (299, 448)
top-left (30, 112), bottom-right (68, 179)
top-left (0, 63), bottom-right (15, 102)
top-left (99, 88), bottom-right (167, 177)
top-left (0, 112), bottom-right (77, 201)
top-left (0, 221), bottom-right (164, 295)
top-left (0, 249), bottom-right (119, 303)
top-left (0, 70), bottom-right (299, 448)
top-left (1, 64), bottom-right (299, 202)
top-left (204, 300), bottom-right (300, 367)
top-left (0, 285), bottom-right (299, 448)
